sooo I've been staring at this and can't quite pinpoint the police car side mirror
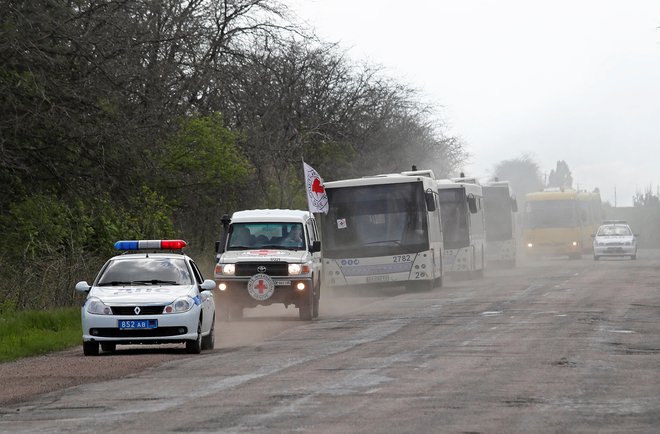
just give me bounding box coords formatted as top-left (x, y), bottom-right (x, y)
top-left (310, 240), bottom-right (321, 253)
top-left (215, 240), bottom-right (225, 254)
top-left (75, 281), bottom-right (91, 293)
top-left (200, 279), bottom-right (216, 291)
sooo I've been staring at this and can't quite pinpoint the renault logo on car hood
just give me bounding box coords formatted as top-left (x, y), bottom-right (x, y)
top-left (134, 306), bottom-right (141, 315)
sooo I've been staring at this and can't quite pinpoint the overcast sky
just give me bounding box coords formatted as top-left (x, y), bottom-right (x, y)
top-left (290, 0), bottom-right (660, 206)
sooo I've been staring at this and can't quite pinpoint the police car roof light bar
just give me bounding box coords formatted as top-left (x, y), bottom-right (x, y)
top-left (114, 240), bottom-right (188, 250)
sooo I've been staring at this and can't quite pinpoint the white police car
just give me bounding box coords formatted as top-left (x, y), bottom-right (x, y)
top-left (75, 240), bottom-right (216, 356)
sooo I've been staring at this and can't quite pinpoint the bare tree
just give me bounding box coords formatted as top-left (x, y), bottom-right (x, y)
top-left (492, 154), bottom-right (544, 200)
top-left (204, 37), bottom-right (466, 207)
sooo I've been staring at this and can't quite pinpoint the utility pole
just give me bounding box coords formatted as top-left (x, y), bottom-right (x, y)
top-left (614, 187), bottom-right (617, 207)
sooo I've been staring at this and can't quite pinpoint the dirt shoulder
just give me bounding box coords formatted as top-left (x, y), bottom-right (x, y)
top-left (0, 346), bottom-right (190, 407)
top-left (0, 304), bottom-right (311, 407)
top-left (0, 296), bottom-right (382, 407)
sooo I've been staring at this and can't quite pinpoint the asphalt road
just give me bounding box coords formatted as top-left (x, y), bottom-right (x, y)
top-left (1, 251), bottom-right (659, 433)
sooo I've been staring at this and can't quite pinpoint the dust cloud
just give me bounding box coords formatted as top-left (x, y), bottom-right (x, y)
top-left (213, 287), bottom-right (386, 349)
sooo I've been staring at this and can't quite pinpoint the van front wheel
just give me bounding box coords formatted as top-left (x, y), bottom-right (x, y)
top-left (299, 288), bottom-right (313, 321)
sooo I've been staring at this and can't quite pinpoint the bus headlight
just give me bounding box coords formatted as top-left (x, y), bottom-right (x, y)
top-left (527, 243), bottom-right (533, 248)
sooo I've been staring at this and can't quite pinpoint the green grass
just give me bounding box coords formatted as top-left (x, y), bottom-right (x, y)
top-left (0, 307), bottom-right (82, 363)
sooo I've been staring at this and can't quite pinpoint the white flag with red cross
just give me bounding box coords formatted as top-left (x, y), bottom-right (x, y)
top-left (303, 161), bottom-right (329, 214)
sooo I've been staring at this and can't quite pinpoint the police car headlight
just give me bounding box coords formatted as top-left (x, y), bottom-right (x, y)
top-left (164, 297), bottom-right (195, 313)
top-left (86, 298), bottom-right (112, 315)
top-left (288, 263), bottom-right (311, 275)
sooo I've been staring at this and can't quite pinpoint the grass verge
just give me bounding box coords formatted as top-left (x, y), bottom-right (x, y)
top-left (0, 307), bottom-right (81, 363)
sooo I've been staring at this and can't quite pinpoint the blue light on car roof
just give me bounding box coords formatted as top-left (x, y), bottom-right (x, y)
top-left (114, 240), bottom-right (188, 250)
top-left (115, 240), bottom-right (139, 250)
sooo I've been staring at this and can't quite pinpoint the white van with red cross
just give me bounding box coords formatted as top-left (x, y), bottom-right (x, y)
top-left (213, 209), bottom-right (322, 320)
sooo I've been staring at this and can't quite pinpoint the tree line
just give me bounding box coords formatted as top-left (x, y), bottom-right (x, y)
top-left (0, 0), bottom-right (465, 311)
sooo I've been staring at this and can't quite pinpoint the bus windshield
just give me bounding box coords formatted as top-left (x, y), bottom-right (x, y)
top-left (525, 200), bottom-right (577, 228)
top-left (322, 182), bottom-right (429, 257)
top-left (437, 188), bottom-right (470, 249)
top-left (483, 187), bottom-right (513, 241)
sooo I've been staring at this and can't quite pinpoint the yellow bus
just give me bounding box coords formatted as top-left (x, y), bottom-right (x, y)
top-left (523, 189), bottom-right (602, 259)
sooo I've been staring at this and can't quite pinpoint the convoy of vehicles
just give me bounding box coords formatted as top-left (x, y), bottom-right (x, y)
top-left (213, 209), bottom-right (322, 320)
top-left (592, 220), bottom-right (638, 260)
top-left (75, 240), bottom-right (217, 356)
top-left (436, 176), bottom-right (486, 277)
top-left (321, 169), bottom-right (444, 292)
top-left (73, 170), bottom-right (624, 358)
top-left (483, 181), bottom-right (518, 267)
top-left (523, 189), bottom-right (602, 259)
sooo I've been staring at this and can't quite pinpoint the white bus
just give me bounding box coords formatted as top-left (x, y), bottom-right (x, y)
top-left (436, 177), bottom-right (486, 277)
top-left (482, 181), bottom-right (518, 267)
top-left (321, 170), bottom-right (444, 292)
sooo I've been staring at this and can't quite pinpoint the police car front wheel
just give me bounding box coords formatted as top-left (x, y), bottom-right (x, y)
top-left (201, 315), bottom-right (215, 350)
top-left (186, 320), bottom-right (203, 354)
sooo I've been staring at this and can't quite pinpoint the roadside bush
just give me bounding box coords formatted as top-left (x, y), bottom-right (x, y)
top-left (0, 189), bottom-right (175, 312)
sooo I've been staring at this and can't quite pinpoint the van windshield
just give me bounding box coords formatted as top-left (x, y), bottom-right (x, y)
top-left (227, 223), bottom-right (306, 250)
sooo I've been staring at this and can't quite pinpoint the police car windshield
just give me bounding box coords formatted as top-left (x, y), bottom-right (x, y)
top-left (97, 258), bottom-right (193, 286)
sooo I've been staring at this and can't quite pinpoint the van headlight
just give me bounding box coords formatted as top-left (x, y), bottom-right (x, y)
top-left (288, 263), bottom-right (311, 275)
top-left (217, 264), bottom-right (235, 275)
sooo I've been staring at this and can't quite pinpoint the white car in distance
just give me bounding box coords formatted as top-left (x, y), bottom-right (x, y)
top-left (592, 222), bottom-right (638, 261)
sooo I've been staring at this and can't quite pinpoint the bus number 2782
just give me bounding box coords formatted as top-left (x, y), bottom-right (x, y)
top-left (393, 255), bottom-right (412, 263)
